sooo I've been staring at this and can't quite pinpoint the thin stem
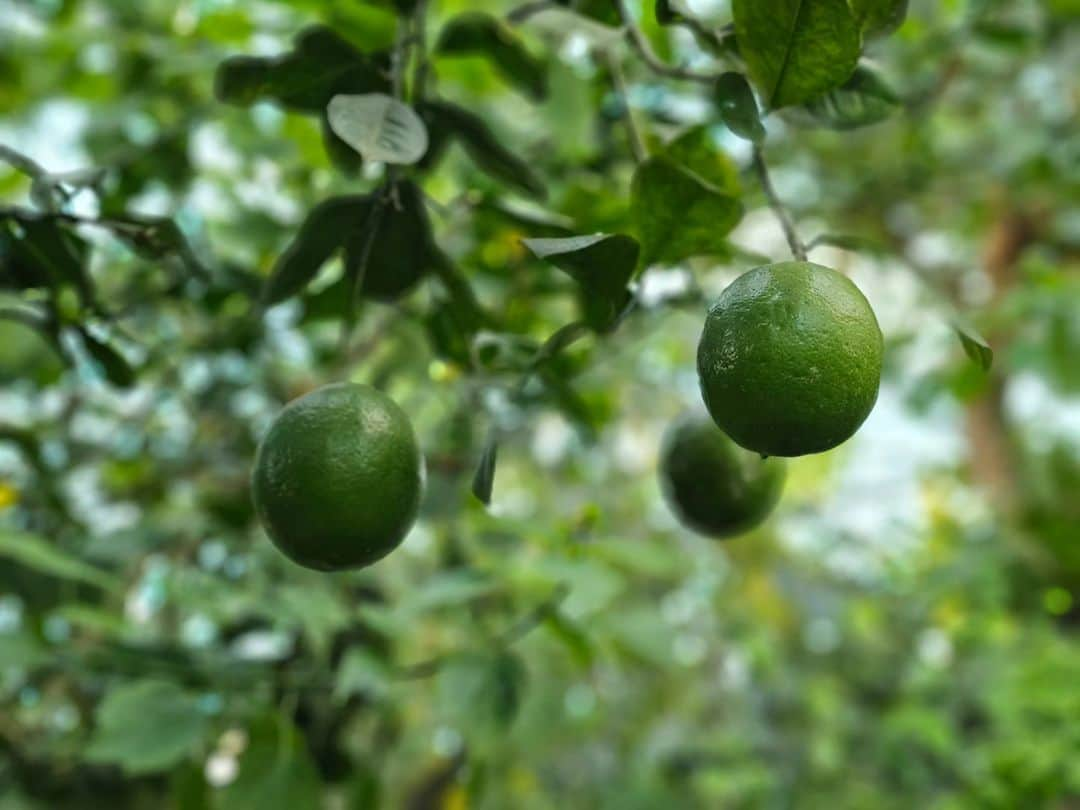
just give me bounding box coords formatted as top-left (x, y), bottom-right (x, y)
top-left (614, 0), bottom-right (723, 84)
top-left (606, 52), bottom-right (648, 165)
top-left (752, 146), bottom-right (807, 261)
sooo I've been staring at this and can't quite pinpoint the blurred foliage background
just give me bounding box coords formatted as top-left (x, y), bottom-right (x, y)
top-left (1, 0), bottom-right (1079, 807)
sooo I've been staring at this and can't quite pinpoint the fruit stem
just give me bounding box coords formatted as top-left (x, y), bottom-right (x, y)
top-left (752, 146), bottom-right (807, 261)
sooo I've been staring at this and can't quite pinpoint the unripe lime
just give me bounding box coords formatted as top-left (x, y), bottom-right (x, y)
top-left (697, 262), bottom-right (883, 457)
top-left (659, 413), bottom-right (786, 538)
top-left (251, 383), bottom-right (424, 571)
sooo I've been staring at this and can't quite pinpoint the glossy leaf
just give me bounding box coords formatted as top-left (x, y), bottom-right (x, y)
top-left (85, 681), bottom-right (209, 774)
top-left (796, 64), bottom-right (900, 130)
top-left (523, 234), bottom-right (640, 331)
top-left (418, 101), bottom-right (546, 198)
top-left (436, 12), bottom-right (547, 101)
top-left (714, 72), bottom-right (766, 143)
top-left (631, 157), bottom-right (743, 266)
top-left (732, 0), bottom-right (861, 109)
top-left (326, 94), bottom-right (429, 165)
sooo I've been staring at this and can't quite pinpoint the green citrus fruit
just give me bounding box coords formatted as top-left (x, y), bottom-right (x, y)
top-left (251, 383), bottom-right (424, 571)
top-left (697, 261), bottom-right (883, 457)
top-left (659, 413), bottom-right (786, 538)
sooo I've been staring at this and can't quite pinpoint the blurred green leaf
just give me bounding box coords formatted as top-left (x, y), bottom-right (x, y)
top-left (795, 64), bottom-right (900, 130)
top-left (419, 101), bottom-right (546, 198)
top-left (437, 12), bottom-right (547, 101)
top-left (437, 650), bottom-right (527, 730)
top-left (222, 714), bottom-right (320, 810)
top-left (522, 234), bottom-right (640, 331)
top-left (953, 318), bottom-right (994, 371)
top-left (848, 0), bottom-right (908, 38)
top-left (733, 0), bottom-right (861, 109)
top-left (85, 681), bottom-right (209, 774)
top-left (472, 430), bottom-right (498, 506)
top-left (264, 196), bottom-right (367, 306)
top-left (79, 329), bottom-right (136, 388)
top-left (0, 529), bottom-right (119, 591)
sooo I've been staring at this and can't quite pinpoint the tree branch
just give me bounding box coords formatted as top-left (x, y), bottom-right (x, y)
top-left (606, 52), bottom-right (648, 164)
top-left (752, 146), bottom-right (806, 261)
top-left (614, 0), bottom-right (723, 84)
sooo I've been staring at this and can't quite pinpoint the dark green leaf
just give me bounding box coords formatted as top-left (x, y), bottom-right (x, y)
top-left (0, 212), bottom-right (94, 304)
top-left (848, 0), bottom-right (908, 37)
top-left (795, 64), bottom-right (900, 130)
top-left (222, 714), bottom-right (320, 810)
top-left (522, 234), bottom-right (640, 331)
top-left (714, 72), bottom-right (766, 144)
top-left (215, 26), bottom-right (390, 112)
top-left (664, 126), bottom-right (742, 195)
top-left (346, 181), bottom-right (440, 302)
top-left (471, 431), bottom-right (498, 506)
top-left (264, 196), bottom-right (369, 306)
top-left (437, 651), bottom-right (527, 730)
top-left (543, 611), bottom-right (595, 668)
top-left (85, 681), bottom-right (209, 774)
top-left (953, 318), bottom-right (994, 372)
top-left (418, 101), bottom-right (547, 198)
top-left (436, 12), bottom-right (548, 101)
top-left (733, 0), bottom-right (861, 109)
top-left (80, 329), bottom-right (136, 388)
top-left (630, 157), bottom-right (743, 266)
top-left (656, 0), bottom-right (680, 24)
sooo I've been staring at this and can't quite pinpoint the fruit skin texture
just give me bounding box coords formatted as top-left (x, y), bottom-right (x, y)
top-left (659, 413), bottom-right (786, 538)
top-left (251, 383), bottom-right (424, 571)
top-left (697, 262), bottom-right (883, 458)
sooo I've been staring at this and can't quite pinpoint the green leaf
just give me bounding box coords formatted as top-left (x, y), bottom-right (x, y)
top-left (215, 26), bottom-right (389, 111)
top-left (436, 12), bottom-right (548, 101)
top-left (795, 64), bottom-right (900, 130)
top-left (79, 329), bottom-right (136, 388)
top-left (326, 94), bottom-right (430, 165)
top-left (264, 196), bottom-right (367, 306)
top-left (714, 72), bottom-right (766, 144)
top-left (953, 318), bottom-right (994, 372)
top-left (733, 0), bottom-right (861, 109)
top-left (664, 126), bottom-right (742, 195)
top-left (85, 681), bottom-right (209, 774)
top-left (346, 181), bottom-right (441, 302)
top-left (522, 234), bottom-right (640, 331)
top-left (437, 651), bottom-right (527, 730)
top-left (848, 0), bottom-right (908, 37)
top-left (221, 715), bottom-right (320, 810)
top-left (0, 529), bottom-right (120, 591)
top-left (418, 101), bottom-right (546, 198)
top-left (215, 26), bottom-right (390, 170)
top-left (543, 611), bottom-right (595, 668)
top-left (655, 0), bottom-right (681, 24)
top-left (471, 430), bottom-right (498, 506)
top-left (631, 157), bottom-right (743, 266)
top-left (0, 212), bottom-right (94, 304)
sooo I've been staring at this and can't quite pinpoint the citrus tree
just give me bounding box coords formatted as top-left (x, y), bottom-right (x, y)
top-left (1, 0), bottom-right (1079, 807)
